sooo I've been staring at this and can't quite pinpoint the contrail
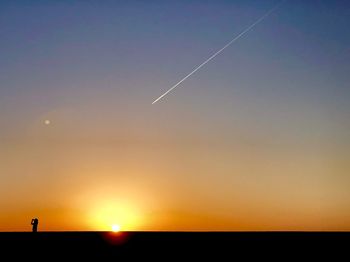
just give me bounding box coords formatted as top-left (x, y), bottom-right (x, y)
top-left (152, 1), bottom-right (285, 104)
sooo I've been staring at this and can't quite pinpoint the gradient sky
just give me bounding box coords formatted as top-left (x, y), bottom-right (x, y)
top-left (0, 0), bottom-right (349, 231)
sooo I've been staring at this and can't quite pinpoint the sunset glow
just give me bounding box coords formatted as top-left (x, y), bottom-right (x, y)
top-left (112, 224), bottom-right (121, 232)
top-left (85, 195), bottom-right (143, 231)
top-left (0, 1), bottom-right (349, 232)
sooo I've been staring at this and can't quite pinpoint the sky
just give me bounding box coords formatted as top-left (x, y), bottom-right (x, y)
top-left (0, 0), bottom-right (349, 231)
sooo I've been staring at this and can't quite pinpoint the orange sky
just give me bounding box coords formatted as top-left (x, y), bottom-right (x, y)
top-left (1, 129), bottom-right (349, 231)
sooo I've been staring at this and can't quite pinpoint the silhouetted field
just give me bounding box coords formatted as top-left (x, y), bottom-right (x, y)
top-left (0, 231), bottom-right (348, 259)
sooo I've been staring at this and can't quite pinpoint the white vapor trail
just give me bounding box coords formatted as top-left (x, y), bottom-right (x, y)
top-left (152, 1), bottom-right (285, 104)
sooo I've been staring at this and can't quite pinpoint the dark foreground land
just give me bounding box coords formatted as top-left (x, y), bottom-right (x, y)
top-left (0, 232), bottom-right (348, 259)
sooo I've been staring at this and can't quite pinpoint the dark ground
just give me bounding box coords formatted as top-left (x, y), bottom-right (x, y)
top-left (0, 232), bottom-right (348, 259)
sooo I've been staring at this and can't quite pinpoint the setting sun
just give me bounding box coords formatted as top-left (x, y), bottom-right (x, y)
top-left (112, 224), bottom-right (121, 232)
top-left (84, 193), bottom-right (145, 231)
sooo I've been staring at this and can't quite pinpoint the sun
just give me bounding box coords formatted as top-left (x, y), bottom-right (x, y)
top-left (88, 198), bottom-right (142, 231)
top-left (112, 224), bottom-right (121, 232)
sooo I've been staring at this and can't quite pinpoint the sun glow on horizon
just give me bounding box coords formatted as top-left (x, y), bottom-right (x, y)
top-left (86, 197), bottom-right (143, 231)
top-left (112, 224), bottom-right (121, 232)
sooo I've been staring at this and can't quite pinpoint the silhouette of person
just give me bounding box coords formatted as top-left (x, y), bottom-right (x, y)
top-left (31, 218), bottom-right (39, 232)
